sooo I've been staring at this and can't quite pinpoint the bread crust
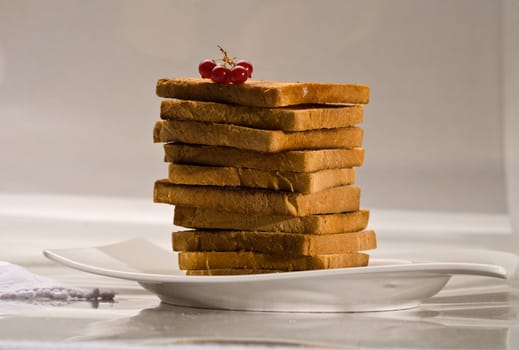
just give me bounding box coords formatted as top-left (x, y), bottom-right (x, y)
top-left (173, 230), bottom-right (377, 255)
top-left (154, 180), bottom-right (360, 216)
top-left (154, 120), bottom-right (363, 152)
top-left (179, 251), bottom-right (369, 270)
top-left (186, 269), bottom-right (282, 275)
top-left (168, 164), bottom-right (355, 193)
top-left (174, 207), bottom-right (370, 234)
top-left (160, 99), bottom-right (364, 131)
top-left (164, 144), bottom-right (364, 172)
top-left (156, 78), bottom-right (370, 107)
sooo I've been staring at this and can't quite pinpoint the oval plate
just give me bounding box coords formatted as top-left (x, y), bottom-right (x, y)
top-left (43, 238), bottom-right (507, 312)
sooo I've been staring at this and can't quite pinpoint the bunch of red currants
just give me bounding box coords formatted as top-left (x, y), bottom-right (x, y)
top-left (198, 46), bottom-right (253, 84)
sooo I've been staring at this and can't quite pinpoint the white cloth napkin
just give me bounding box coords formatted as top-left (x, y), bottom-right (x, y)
top-left (0, 261), bottom-right (114, 301)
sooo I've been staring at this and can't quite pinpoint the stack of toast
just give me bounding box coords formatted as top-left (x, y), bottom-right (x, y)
top-left (153, 78), bottom-right (376, 275)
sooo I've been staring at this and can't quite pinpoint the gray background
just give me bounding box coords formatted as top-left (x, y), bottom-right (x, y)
top-left (0, 0), bottom-right (509, 213)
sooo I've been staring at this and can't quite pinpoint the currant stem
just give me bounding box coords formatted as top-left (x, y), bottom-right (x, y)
top-left (217, 45), bottom-right (236, 68)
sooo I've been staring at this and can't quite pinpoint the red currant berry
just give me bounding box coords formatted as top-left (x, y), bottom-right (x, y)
top-left (210, 65), bottom-right (230, 84)
top-left (229, 66), bottom-right (248, 84)
top-left (199, 59), bottom-right (216, 79)
top-left (236, 60), bottom-right (253, 77)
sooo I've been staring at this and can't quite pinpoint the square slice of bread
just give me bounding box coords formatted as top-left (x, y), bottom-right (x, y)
top-left (174, 207), bottom-right (370, 234)
top-left (160, 99), bottom-right (364, 131)
top-left (164, 144), bottom-right (364, 172)
top-left (173, 230), bottom-right (377, 255)
top-left (168, 164), bottom-right (355, 193)
top-left (156, 78), bottom-right (370, 107)
top-left (154, 120), bottom-right (363, 152)
top-left (178, 251), bottom-right (369, 270)
top-left (154, 180), bottom-right (360, 216)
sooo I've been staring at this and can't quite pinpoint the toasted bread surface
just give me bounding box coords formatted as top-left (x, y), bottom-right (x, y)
top-left (156, 78), bottom-right (370, 107)
top-left (179, 251), bottom-right (369, 270)
top-left (160, 99), bottom-right (364, 131)
top-left (173, 230), bottom-right (377, 255)
top-left (164, 144), bottom-right (364, 172)
top-left (155, 180), bottom-right (360, 216)
top-left (186, 269), bottom-right (283, 275)
top-left (154, 120), bottom-right (363, 152)
top-left (168, 164), bottom-right (355, 193)
top-left (174, 207), bottom-right (370, 233)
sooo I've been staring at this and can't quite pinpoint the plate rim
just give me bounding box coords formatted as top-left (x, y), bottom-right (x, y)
top-left (42, 238), bottom-right (508, 284)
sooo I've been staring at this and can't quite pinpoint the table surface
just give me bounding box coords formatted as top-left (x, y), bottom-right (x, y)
top-left (1, 194), bottom-right (519, 349)
top-left (1, 264), bottom-right (518, 350)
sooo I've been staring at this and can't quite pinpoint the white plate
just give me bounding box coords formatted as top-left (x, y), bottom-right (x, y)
top-left (43, 238), bottom-right (507, 312)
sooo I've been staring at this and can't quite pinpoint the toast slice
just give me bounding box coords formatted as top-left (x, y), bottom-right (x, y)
top-left (179, 251), bottom-right (369, 270)
top-left (160, 99), bottom-right (364, 131)
top-left (154, 180), bottom-right (360, 216)
top-left (168, 164), bottom-right (355, 193)
top-left (154, 120), bottom-right (363, 152)
top-left (173, 230), bottom-right (377, 255)
top-left (174, 207), bottom-right (370, 234)
top-left (164, 144), bottom-right (364, 172)
top-left (186, 269), bottom-right (282, 275)
top-left (156, 78), bottom-right (370, 107)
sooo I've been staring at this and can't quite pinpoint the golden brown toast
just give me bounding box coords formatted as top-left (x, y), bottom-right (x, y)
top-left (178, 251), bottom-right (369, 270)
top-left (186, 269), bottom-right (282, 276)
top-left (154, 120), bottom-right (363, 152)
top-left (154, 180), bottom-right (360, 216)
top-left (160, 99), bottom-right (364, 131)
top-left (156, 78), bottom-right (370, 107)
top-left (164, 144), bottom-right (364, 172)
top-left (173, 230), bottom-right (377, 255)
top-left (167, 164), bottom-right (355, 193)
top-left (174, 207), bottom-right (370, 234)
